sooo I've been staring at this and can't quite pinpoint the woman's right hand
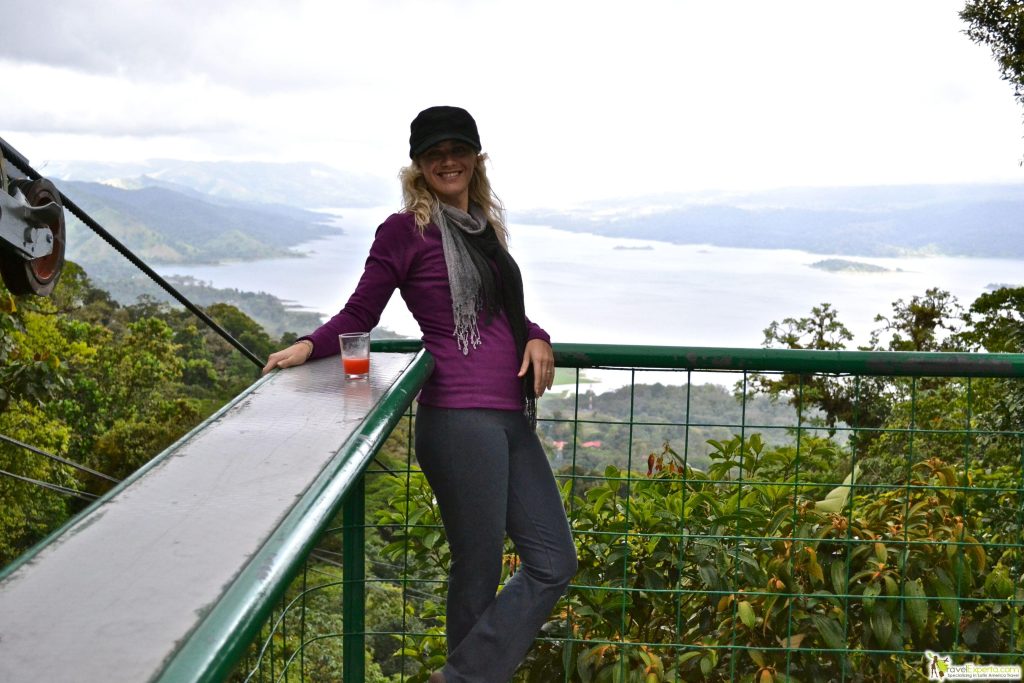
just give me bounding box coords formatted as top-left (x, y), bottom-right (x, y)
top-left (262, 340), bottom-right (313, 375)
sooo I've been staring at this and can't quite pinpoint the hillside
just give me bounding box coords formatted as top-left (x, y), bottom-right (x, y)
top-left (50, 179), bottom-right (345, 333)
top-left (539, 382), bottom-right (815, 473)
top-left (61, 180), bottom-right (340, 266)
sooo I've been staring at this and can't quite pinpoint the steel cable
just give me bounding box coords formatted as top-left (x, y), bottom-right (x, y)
top-left (0, 138), bottom-right (264, 368)
top-left (0, 432), bottom-right (120, 484)
top-left (0, 467), bottom-right (98, 502)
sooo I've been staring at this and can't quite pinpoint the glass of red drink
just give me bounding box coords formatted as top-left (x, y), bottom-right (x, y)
top-left (339, 332), bottom-right (370, 379)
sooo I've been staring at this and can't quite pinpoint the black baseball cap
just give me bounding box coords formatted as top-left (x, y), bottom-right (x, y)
top-left (409, 106), bottom-right (481, 158)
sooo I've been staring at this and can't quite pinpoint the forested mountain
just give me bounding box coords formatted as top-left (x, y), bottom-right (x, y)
top-left (61, 180), bottom-right (340, 266)
top-left (47, 178), bottom-right (346, 334)
top-left (539, 382), bottom-right (815, 473)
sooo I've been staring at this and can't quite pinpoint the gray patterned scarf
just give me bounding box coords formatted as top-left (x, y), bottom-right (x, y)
top-left (433, 201), bottom-right (537, 426)
top-left (433, 201), bottom-right (493, 354)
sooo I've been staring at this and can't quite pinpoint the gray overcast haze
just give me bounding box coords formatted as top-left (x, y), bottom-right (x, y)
top-left (1, 0), bottom-right (1022, 208)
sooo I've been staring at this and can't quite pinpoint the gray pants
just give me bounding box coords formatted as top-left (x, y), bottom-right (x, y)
top-left (415, 406), bottom-right (578, 683)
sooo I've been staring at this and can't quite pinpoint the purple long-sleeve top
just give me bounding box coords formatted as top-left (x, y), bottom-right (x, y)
top-left (301, 211), bottom-right (550, 410)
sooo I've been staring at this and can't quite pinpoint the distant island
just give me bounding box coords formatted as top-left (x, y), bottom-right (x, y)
top-left (612, 245), bottom-right (654, 251)
top-left (810, 259), bottom-right (893, 273)
top-left (986, 282), bottom-right (1023, 291)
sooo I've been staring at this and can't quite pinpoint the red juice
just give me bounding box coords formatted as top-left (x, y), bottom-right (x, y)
top-left (343, 357), bottom-right (370, 375)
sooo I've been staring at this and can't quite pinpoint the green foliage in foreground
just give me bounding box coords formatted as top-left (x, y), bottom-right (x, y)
top-left (372, 431), bottom-right (1022, 683)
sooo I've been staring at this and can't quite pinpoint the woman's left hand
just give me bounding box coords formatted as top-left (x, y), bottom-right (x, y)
top-left (518, 338), bottom-right (555, 398)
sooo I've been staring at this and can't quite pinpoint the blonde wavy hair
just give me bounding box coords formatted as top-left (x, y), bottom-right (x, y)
top-left (399, 153), bottom-right (509, 247)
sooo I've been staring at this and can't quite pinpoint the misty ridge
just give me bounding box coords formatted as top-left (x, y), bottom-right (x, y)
top-left (519, 183), bottom-right (1024, 259)
top-left (47, 159), bottom-right (1024, 269)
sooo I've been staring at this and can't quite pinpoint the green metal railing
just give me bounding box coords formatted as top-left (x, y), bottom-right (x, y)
top-left (161, 342), bottom-right (433, 683)
top-left (236, 342), bottom-right (1024, 683)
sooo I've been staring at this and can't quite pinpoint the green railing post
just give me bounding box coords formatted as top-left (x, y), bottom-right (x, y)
top-left (343, 475), bottom-right (366, 683)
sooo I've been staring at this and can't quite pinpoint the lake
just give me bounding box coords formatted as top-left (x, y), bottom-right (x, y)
top-left (157, 207), bottom-right (1023, 387)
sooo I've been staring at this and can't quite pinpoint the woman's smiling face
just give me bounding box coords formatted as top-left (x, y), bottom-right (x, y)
top-left (417, 140), bottom-right (477, 210)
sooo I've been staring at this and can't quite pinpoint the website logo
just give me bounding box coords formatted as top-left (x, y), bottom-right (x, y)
top-left (924, 650), bottom-right (1022, 681)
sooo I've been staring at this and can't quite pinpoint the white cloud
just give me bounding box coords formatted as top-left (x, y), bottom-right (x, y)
top-left (1, 0), bottom-right (1022, 208)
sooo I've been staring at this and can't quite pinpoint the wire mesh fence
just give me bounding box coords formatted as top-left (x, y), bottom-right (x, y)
top-left (238, 351), bottom-right (1024, 683)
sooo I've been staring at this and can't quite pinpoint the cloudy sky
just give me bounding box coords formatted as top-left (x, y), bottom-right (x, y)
top-left (1, 0), bottom-right (1021, 208)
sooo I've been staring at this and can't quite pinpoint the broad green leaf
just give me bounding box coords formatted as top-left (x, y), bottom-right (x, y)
top-left (700, 656), bottom-right (713, 676)
top-left (813, 464), bottom-right (859, 513)
top-left (904, 578), bottom-right (928, 634)
top-left (869, 604), bottom-right (892, 646)
top-left (698, 563), bottom-right (719, 590)
top-left (966, 535), bottom-right (988, 573)
top-left (705, 439), bottom-right (726, 453)
top-left (810, 614), bottom-right (845, 650)
top-left (381, 540), bottom-right (408, 558)
top-left (763, 593), bottom-right (780, 625)
top-left (985, 563), bottom-right (1014, 599)
top-left (766, 505), bottom-right (793, 536)
top-left (595, 489), bottom-right (615, 511)
top-left (423, 530), bottom-right (441, 549)
top-left (562, 640), bottom-right (577, 680)
top-left (863, 581), bottom-right (881, 609)
top-left (738, 600), bottom-right (756, 628)
top-left (873, 542), bottom-right (887, 564)
top-left (830, 559), bottom-right (847, 596)
top-left (577, 655), bottom-right (593, 683)
top-left (805, 547), bottom-right (824, 584)
top-left (929, 575), bottom-right (961, 625)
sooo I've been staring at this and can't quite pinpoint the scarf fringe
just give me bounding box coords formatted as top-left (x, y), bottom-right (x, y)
top-left (452, 302), bottom-right (482, 355)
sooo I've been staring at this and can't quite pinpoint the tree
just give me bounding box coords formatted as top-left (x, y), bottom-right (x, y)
top-left (751, 303), bottom-right (877, 435)
top-left (955, 286), bottom-right (1024, 462)
top-left (959, 285), bottom-right (1024, 352)
top-left (761, 303), bottom-right (853, 352)
top-left (0, 290), bottom-right (65, 412)
top-left (961, 1), bottom-right (1024, 108)
top-left (869, 288), bottom-right (963, 352)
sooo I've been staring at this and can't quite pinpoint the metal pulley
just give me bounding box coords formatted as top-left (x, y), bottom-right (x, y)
top-left (0, 139), bottom-right (66, 297)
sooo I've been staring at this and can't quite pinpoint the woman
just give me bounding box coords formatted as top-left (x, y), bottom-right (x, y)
top-left (263, 106), bottom-right (578, 683)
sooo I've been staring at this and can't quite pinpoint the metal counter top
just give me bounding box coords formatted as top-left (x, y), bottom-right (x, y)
top-left (0, 352), bottom-right (421, 682)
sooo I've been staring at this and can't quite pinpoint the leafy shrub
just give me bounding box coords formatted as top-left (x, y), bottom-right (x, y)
top-left (375, 433), bottom-right (1023, 682)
